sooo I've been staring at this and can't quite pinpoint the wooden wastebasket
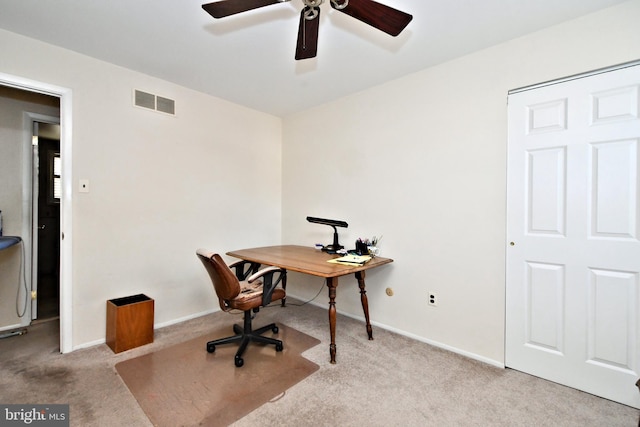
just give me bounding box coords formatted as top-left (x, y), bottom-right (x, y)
top-left (106, 294), bottom-right (154, 353)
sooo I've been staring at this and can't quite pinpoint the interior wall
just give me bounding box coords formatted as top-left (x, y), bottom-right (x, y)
top-left (0, 87), bottom-right (60, 330)
top-left (0, 29), bottom-right (283, 348)
top-left (281, 1), bottom-right (640, 365)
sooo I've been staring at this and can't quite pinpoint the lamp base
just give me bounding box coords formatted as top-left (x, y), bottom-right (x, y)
top-left (322, 244), bottom-right (343, 254)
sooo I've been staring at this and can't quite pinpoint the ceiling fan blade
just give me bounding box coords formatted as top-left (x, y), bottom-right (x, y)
top-left (202, 0), bottom-right (290, 19)
top-left (295, 7), bottom-right (320, 60)
top-left (330, 0), bottom-right (412, 36)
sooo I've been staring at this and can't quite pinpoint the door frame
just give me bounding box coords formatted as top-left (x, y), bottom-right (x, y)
top-left (1, 72), bottom-right (73, 353)
top-left (508, 59), bottom-right (640, 95)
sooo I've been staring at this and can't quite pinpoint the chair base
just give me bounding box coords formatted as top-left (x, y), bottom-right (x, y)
top-left (206, 311), bottom-right (283, 367)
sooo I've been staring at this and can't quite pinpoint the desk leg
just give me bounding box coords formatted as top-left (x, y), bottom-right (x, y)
top-left (327, 277), bottom-right (338, 364)
top-left (281, 271), bottom-right (287, 307)
top-left (355, 271), bottom-right (374, 340)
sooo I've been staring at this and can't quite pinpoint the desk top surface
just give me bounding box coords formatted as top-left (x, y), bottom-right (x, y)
top-left (227, 245), bottom-right (393, 278)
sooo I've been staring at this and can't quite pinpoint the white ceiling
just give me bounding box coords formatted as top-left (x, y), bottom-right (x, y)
top-left (0, 0), bottom-right (628, 117)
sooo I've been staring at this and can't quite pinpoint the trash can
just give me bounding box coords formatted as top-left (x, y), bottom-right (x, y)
top-left (106, 294), bottom-right (154, 353)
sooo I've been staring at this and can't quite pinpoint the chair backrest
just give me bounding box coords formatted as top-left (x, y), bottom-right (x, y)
top-left (196, 249), bottom-right (241, 309)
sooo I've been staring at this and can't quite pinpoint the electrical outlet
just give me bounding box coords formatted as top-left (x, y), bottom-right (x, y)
top-left (428, 292), bottom-right (437, 307)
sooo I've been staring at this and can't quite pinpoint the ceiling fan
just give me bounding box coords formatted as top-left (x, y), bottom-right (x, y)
top-left (201, 0), bottom-right (412, 60)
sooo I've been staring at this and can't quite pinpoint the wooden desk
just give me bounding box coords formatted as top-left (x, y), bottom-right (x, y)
top-left (227, 245), bottom-right (393, 364)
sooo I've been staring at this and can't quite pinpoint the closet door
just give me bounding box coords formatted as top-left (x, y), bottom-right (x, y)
top-left (506, 63), bottom-right (640, 408)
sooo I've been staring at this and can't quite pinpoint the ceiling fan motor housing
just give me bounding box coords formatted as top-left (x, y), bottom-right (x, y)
top-left (302, 0), bottom-right (349, 17)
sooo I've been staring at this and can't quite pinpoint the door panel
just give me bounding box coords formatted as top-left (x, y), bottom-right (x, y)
top-left (590, 139), bottom-right (638, 238)
top-left (527, 147), bottom-right (566, 235)
top-left (526, 261), bottom-right (565, 354)
top-left (506, 64), bottom-right (640, 408)
top-left (588, 268), bottom-right (637, 370)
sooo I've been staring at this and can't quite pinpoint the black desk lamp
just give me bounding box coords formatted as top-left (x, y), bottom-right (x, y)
top-left (307, 216), bottom-right (348, 253)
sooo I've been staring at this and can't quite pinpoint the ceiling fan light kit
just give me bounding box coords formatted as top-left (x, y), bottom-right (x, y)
top-left (202, 0), bottom-right (412, 60)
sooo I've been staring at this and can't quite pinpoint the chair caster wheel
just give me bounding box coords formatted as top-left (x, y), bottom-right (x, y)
top-left (235, 356), bottom-right (244, 367)
top-left (206, 343), bottom-right (215, 353)
top-left (272, 325), bottom-right (279, 334)
top-left (275, 342), bottom-right (283, 352)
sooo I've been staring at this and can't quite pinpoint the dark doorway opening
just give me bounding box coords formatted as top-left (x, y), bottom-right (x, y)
top-left (36, 136), bottom-right (60, 321)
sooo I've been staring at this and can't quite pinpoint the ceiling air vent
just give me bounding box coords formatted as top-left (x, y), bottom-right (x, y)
top-left (134, 90), bottom-right (175, 116)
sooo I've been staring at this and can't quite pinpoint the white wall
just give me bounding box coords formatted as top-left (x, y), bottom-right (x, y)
top-left (0, 30), bottom-right (283, 348)
top-left (281, 1), bottom-right (640, 365)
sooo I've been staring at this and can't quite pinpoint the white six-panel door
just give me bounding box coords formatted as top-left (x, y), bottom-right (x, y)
top-left (506, 63), bottom-right (640, 408)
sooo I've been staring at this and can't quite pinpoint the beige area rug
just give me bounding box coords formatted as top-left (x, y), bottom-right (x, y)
top-left (115, 323), bottom-right (320, 427)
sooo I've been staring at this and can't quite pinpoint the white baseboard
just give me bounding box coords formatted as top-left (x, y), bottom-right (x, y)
top-left (74, 338), bottom-right (105, 351)
top-left (0, 323), bottom-right (23, 333)
top-left (70, 298), bottom-right (505, 369)
top-left (72, 308), bottom-right (219, 352)
top-left (153, 308), bottom-right (217, 329)
top-left (300, 297), bottom-right (505, 369)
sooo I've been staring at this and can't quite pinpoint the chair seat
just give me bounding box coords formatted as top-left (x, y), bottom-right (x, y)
top-left (230, 281), bottom-right (286, 311)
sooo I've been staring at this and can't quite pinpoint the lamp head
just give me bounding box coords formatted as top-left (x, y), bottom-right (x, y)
top-left (306, 216), bottom-right (348, 228)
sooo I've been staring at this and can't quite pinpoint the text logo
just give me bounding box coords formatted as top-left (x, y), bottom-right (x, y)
top-left (1, 405), bottom-right (69, 426)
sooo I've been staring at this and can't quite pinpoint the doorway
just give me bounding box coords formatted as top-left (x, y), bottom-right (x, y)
top-left (34, 126), bottom-right (61, 321)
top-left (506, 61), bottom-right (640, 408)
top-left (0, 73), bottom-right (72, 353)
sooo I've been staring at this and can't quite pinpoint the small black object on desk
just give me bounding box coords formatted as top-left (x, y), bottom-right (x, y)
top-left (355, 239), bottom-right (369, 256)
top-left (306, 216), bottom-right (348, 253)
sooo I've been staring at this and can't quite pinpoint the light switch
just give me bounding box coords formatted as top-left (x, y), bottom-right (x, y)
top-left (79, 179), bottom-right (90, 193)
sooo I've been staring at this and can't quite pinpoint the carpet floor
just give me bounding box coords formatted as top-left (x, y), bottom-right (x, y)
top-left (0, 299), bottom-right (638, 426)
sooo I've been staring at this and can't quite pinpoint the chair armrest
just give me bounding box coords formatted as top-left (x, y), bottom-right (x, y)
top-left (229, 259), bottom-right (261, 281)
top-left (247, 266), bottom-right (287, 306)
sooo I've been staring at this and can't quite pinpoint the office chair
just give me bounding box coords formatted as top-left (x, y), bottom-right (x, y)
top-left (196, 249), bottom-right (287, 367)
